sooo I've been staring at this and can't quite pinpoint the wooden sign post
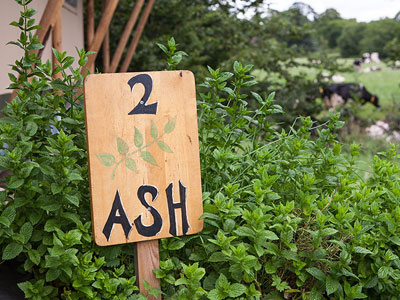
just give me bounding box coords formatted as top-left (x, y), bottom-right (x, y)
top-left (84, 71), bottom-right (203, 298)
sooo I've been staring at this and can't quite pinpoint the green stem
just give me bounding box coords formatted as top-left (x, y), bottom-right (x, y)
top-left (127, 132), bottom-right (165, 156)
top-left (111, 157), bottom-right (125, 180)
top-left (111, 132), bottom-right (165, 179)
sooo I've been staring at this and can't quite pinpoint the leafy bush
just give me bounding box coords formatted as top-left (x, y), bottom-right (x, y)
top-left (0, 1), bottom-right (140, 299)
top-left (1, 2), bottom-right (400, 300)
top-left (156, 40), bottom-right (400, 299)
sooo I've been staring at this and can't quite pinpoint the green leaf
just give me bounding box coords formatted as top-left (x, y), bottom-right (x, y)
top-left (134, 127), bottom-right (143, 147)
top-left (0, 216), bottom-right (11, 227)
top-left (141, 151), bottom-right (158, 166)
top-left (208, 289), bottom-right (226, 300)
top-left (2, 242), bottom-right (23, 260)
top-left (310, 287), bottom-right (324, 300)
top-left (164, 116), bottom-right (176, 134)
top-left (234, 227), bottom-right (254, 237)
top-left (125, 158), bottom-right (137, 172)
top-left (167, 239), bottom-right (185, 250)
top-left (51, 80), bottom-right (69, 91)
top-left (143, 279), bottom-right (150, 291)
top-left (150, 120), bottom-right (158, 138)
top-left (44, 219), bottom-right (59, 232)
top-left (65, 194), bottom-right (80, 206)
top-left (27, 42), bottom-right (44, 51)
top-left (117, 137), bottom-right (129, 155)
top-left (326, 276), bottom-right (340, 295)
top-left (45, 255), bottom-right (61, 268)
top-left (219, 72), bottom-right (234, 82)
top-left (168, 37), bottom-right (176, 48)
top-left (78, 286), bottom-right (94, 297)
top-left (68, 171), bottom-right (83, 182)
top-left (26, 121), bottom-right (38, 136)
top-left (265, 261), bottom-right (278, 274)
top-left (156, 43), bottom-right (168, 54)
top-left (306, 267), bottom-right (326, 281)
top-left (42, 203), bottom-right (62, 212)
top-left (157, 141), bottom-right (173, 153)
top-left (208, 252), bottom-right (229, 262)
top-left (354, 246), bottom-right (372, 255)
top-left (378, 266), bottom-right (390, 279)
top-left (149, 288), bottom-right (163, 297)
top-left (20, 222), bottom-right (33, 243)
top-left (51, 183), bottom-right (63, 194)
top-left (390, 236), bottom-right (400, 246)
top-left (1, 206), bottom-right (16, 225)
top-left (96, 153), bottom-right (115, 166)
top-left (46, 268), bottom-right (61, 281)
top-left (8, 178), bottom-right (24, 189)
top-left (28, 249), bottom-right (41, 265)
top-left (321, 228), bottom-right (338, 237)
top-left (229, 283), bottom-right (246, 298)
top-left (61, 117), bottom-right (79, 125)
top-left (265, 230), bottom-right (279, 240)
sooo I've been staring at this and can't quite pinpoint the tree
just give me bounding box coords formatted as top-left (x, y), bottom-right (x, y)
top-left (337, 21), bottom-right (366, 57)
top-left (317, 8), bottom-right (341, 22)
top-left (315, 8), bottom-right (345, 49)
top-left (359, 18), bottom-right (400, 58)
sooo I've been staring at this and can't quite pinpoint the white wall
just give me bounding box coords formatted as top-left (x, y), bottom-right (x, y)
top-left (0, 0), bottom-right (84, 97)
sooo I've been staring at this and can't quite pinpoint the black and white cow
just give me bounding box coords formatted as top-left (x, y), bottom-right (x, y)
top-left (320, 83), bottom-right (380, 109)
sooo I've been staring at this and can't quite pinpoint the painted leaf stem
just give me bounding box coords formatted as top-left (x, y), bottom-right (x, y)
top-left (96, 117), bottom-right (176, 179)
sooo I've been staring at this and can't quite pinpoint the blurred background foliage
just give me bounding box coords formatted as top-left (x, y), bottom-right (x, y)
top-left (89, 0), bottom-right (400, 127)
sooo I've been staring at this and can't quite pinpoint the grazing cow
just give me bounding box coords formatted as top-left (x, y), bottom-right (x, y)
top-left (331, 74), bottom-right (345, 83)
top-left (370, 52), bottom-right (380, 63)
top-left (353, 59), bottom-right (362, 70)
top-left (320, 83), bottom-right (380, 109)
top-left (362, 53), bottom-right (371, 64)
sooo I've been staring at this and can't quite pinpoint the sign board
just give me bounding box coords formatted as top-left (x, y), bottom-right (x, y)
top-left (84, 71), bottom-right (203, 246)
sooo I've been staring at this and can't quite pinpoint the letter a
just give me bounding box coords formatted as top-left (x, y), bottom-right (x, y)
top-left (102, 190), bottom-right (132, 241)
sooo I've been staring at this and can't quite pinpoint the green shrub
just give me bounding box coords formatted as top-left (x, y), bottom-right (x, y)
top-left (0, 1), bottom-right (139, 299)
top-left (156, 40), bottom-right (400, 300)
top-left (1, 1), bottom-right (400, 300)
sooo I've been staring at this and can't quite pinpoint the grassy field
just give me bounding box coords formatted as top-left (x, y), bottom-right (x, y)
top-left (320, 60), bottom-right (400, 177)
top-left (256, 58), bottom-right (400, 178)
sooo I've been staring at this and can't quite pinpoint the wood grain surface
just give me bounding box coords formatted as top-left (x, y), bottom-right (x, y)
top-left (84, 71), bottom-right (203, 246)
top-left (134, 240), bottom-right (161, 300)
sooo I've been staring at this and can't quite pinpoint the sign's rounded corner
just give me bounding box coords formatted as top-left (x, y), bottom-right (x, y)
top-left (84, 74), bottom-right (95, 84)
top-left (181, 70), bottom-right (195, 80)
top-left (94, 239), bottom-right (108, 247)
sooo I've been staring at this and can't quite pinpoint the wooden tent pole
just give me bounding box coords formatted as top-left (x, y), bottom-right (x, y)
top-left (119, 0), bottom-right (154, 72)
top-left (82, 0), bottom-right (119, 75)
top-left (33, 0), bottom-right (65, 51)
top-left (109, 0), bottom-right (144, 73)
top-left (10, 0), bottom-right (64, 101)
top-left (87, 0), bottom-right (95, 73)
top-left (52, 9), bottom-right (62, 80)
top-left (102, 0), bottom-right (110, 72)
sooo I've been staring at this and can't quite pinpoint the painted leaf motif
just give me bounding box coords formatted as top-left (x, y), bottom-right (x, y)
top-left (96, 153), bottom-right (115, 166)
top-left (141, 151), bottom-right (158, 166)
top-left (164, 116), bottom-right (176, 134)
top-left (125, 158), bottom-right (137, 172)
top-left (117, 137), bottom-right (129, 155)
top-left (150, 120), bottom-right (158, 138)
top-left (157, 141), bottom-right (173, 153)
top-left (134, 127), bottom-right (143, 147)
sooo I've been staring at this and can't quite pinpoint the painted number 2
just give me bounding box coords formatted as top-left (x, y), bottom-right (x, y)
top-left (127, 74), bottom-right (158, 115)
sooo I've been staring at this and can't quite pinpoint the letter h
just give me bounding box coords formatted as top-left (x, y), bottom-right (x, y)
top-left (166, 181), bottom-right (189, 236)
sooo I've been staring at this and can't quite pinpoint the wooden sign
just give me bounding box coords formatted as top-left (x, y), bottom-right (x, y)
top-left (84, 71), bottom-right (203, 246)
